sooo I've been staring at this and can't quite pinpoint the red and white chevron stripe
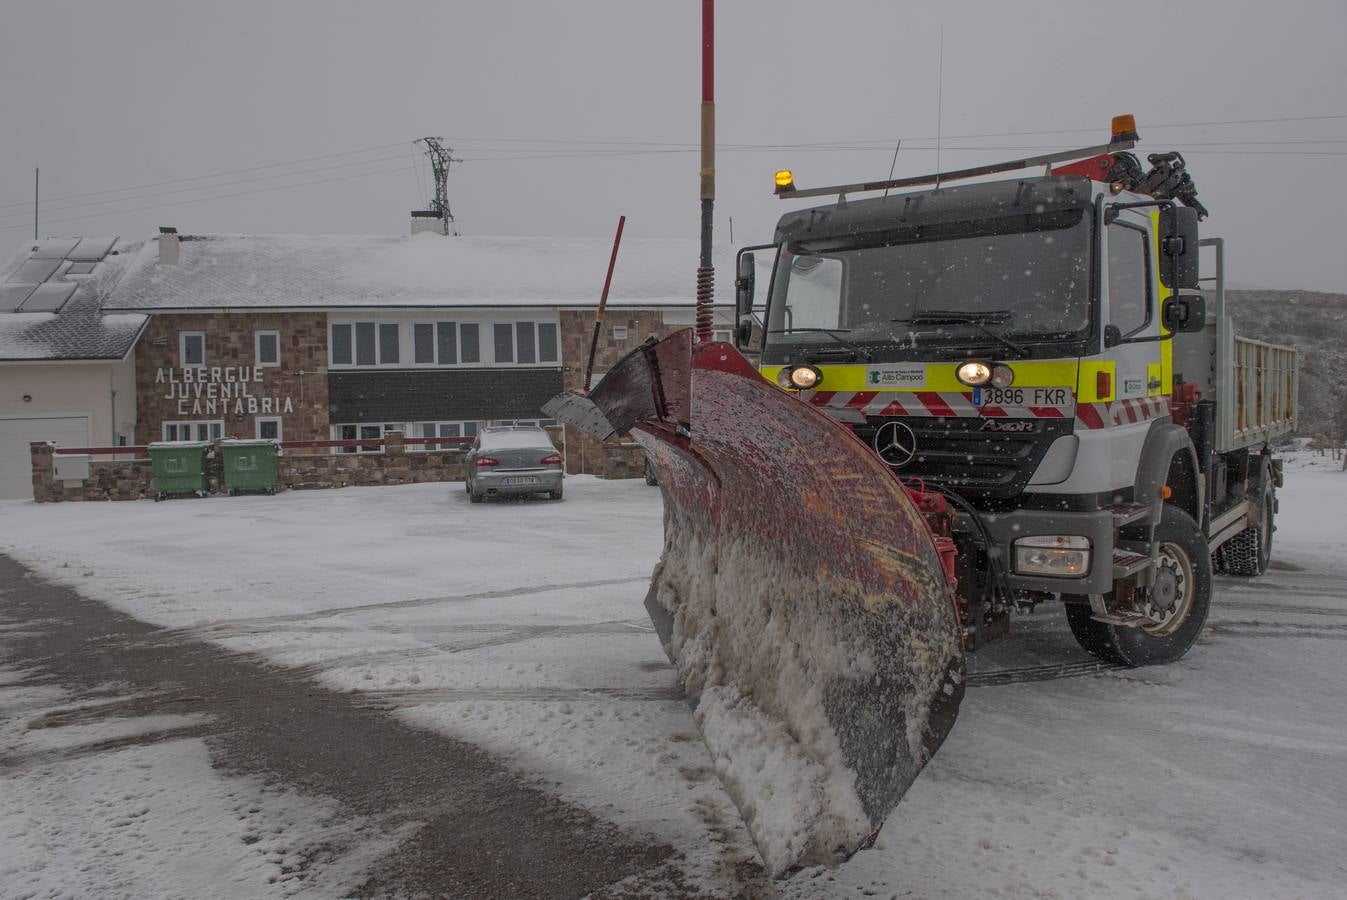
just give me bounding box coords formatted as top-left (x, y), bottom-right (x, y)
top-left (800, 391), bottom-right (1170, 430)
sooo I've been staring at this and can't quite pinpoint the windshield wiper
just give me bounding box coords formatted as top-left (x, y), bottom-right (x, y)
top-left (893, 310), bottom-right (1031, 359)
top-left (767, 328), bottom-right (874, 361)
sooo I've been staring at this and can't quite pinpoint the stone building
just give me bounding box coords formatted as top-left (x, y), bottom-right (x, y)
top-left (98, 228), bottom-right (739, 461)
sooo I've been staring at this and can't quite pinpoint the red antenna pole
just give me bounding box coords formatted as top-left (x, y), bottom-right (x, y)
top-left (695, 0), bottom-right (715, 343)
top-left (584, 214), bottom-right (626, 393)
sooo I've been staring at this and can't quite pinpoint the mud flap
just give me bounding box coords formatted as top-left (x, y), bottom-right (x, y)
top-left (546, 331), bottom-right (964, 876)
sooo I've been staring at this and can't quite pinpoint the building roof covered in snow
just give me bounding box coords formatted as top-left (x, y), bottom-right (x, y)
top-left (102, 233), bottom-right (750, 312)
top-left (0, 238), bottom-right (147, 361)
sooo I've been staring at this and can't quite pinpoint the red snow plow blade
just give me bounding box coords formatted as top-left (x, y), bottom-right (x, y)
top-left (545, 330), bottom-right (964, 875)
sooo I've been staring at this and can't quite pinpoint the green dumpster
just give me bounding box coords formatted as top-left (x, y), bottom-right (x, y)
top-left (148, 441), bottom-right (210, 500)
top-left (220, 439), bottom-right (279, 496)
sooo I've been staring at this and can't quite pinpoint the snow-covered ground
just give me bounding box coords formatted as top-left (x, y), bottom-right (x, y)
top-left (3, 459), bottom-right (1346, 897)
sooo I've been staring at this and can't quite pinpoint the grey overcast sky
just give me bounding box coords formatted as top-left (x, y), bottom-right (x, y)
top-left (1, 0), bottom-right (1344, 291)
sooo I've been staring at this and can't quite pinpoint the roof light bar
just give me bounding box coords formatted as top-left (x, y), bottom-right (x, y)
top-left (775, 139), bottom-right (1136, 200)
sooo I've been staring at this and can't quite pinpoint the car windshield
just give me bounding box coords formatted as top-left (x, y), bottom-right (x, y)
top-left (479, 428), bottom-right (550, 449)
top-left (766, 209), bottom-right (1091, 347)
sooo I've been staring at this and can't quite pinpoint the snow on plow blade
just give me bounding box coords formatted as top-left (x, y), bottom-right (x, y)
top-left (545, 330), bottom-right (964, 875)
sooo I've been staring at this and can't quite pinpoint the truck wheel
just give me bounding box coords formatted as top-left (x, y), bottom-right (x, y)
top-left (1064, 602), bottom-right (1125, 665)
top-left (1221, 461), bottom-right (1274, 576)
top-left (1064, 505), bottom-right (1212, 667)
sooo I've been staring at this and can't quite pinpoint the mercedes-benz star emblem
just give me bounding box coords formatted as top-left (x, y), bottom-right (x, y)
top-left (873, 421), bottom-right (917, 468)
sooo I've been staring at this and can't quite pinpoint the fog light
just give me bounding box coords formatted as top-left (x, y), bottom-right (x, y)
top-left (956, 361), bottom-right (992, 387)
top-left (991, 365), bottom-right (1015, 388)
top-left (1013, 535), bottom-right (1091, 577)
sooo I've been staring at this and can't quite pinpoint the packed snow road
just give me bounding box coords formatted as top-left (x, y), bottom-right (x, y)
top-left (2, 457), bottom-right (1345, 898)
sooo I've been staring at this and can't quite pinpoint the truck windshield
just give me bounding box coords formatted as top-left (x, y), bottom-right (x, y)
top-left (766, 210), bottom-right (1091, 349)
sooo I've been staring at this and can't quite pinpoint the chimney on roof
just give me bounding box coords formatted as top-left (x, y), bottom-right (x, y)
top-left (410, 210), bottom-right (448, 236)
top-left (158, 226), bottom-right (179, 265)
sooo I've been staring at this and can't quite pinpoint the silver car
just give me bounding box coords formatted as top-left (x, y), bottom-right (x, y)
top-left (465, 426), bottom-right (564, 502)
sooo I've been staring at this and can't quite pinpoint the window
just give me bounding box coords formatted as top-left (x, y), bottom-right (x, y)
top-left (329, 319), bottom-right (552, 368)
top-left (413, 323), bottom-right (435, 364)
top-left (256, 417), bottom-right (282, 441)
top-left (411, 420), bottom-right (480, 451)
top-left (331, 322), bottom-right (402, 367)
top-left (437, 322), bottom-right (458, 364)
top-left (496, 418), bottom-right (558, 428)
top-left (379, 323), bottom-right (400, 364)
top-left (331, 324), bottom-right (353, 365)
top-left (494, 323), bottom-right (514, 363)
top-left (163, 420), bottom-right (223, 442)
top-left (255, 331), bottom-right (280, 367)
top-left (412, 322), bottom-right (473, 366)
top-left (612, 325), bottom-right (629, 341)
top-left (179, 332), bottom-right (206, 367)
top-left (1108, 222), bottom-right (1151, 336)
top-left (461, 323), bottom-right (480, 363)
top-left (331, 422), bottom-right (402, 453)
top-left (517, 321), bottom-right (536, 364)
top-left (538, 323), bottom-right (558, 363)
top-left (492, 322), bottom-right (560, 366)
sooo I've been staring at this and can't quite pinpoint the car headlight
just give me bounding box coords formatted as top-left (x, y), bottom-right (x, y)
top-left (1013, 535), bottom-right (1091, 577)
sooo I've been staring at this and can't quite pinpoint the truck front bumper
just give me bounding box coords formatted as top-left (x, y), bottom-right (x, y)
top-left (979, 507), bottom-right (1118, 595)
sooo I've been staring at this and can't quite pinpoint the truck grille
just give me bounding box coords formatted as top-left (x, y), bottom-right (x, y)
top-left (851, 416), bottom-right (1072, 502)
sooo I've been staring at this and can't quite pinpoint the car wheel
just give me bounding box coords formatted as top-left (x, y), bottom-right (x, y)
top-left (469, 489), bottom-right (483, 504)
top-left (549, 485), bottom-right (564, 501)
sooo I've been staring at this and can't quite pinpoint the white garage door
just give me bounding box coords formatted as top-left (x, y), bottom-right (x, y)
top-left (0, 416), bottom-right (90, 500)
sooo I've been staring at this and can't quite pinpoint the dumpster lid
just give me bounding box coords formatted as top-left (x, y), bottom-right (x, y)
top-left (147, 440), bottom-right (213, 449)
top-left (219, 439), bottom-right (278, 447)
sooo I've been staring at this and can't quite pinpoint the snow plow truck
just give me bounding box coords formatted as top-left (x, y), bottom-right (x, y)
top-left (545, 115), bottom-right (1297, 876)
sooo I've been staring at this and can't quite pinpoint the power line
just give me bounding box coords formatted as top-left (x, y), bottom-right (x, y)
top-left (0, 142), bottom-right (408, 212)
top-left (6, 112), bottom-right (1343, 212)
top-left (0, 164), bottom-right (412, 233)
top-left (0, 152), bottom-right (414, 223)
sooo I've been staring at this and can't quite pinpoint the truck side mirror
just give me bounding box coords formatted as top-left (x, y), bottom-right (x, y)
top-left (1158, 206), bottom-right (1200, 290)
top-left (1162, 294), bottom-right (1206, 333)
top-left (735, 251), bottom-right (756, 348)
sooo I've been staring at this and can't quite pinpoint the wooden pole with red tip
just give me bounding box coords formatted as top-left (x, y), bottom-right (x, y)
top-left (583, 214), bottom-right (626, 394)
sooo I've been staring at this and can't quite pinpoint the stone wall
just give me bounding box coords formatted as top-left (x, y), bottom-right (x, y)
top-left (30, 434), bottom-right (467, 502)
top-left (135, 312), bottom-right (329, 445)
top-left (557, 309), bottom-right (672, 479)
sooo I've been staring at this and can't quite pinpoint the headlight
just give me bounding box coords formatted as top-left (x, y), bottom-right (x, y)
top-left (1013, 535), bottom-right (1091, 577)
top-left (956, 361), bottom-right (992, 387)
top-left (778, 365), bottom-right (821, 390)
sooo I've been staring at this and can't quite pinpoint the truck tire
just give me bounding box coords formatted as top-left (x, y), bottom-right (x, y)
top-left (1064, 505), bottom-right (1212, 667)
top-left (1221, 460), bottom-right (1274, 577)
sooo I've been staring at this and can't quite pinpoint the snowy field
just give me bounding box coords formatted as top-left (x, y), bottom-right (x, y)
top-left (2, 457), bottom-right (1346, 898)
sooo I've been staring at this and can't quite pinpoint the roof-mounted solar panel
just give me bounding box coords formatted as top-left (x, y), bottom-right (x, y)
top-left (67, 236), bottom-right (118, 261)
top-left (32, 238), bottom-right (81, 259)
top-left (0, 283), bottom-right (39, 312)
top-left (65, 261), bottom-right (98, 275)
top-left (19, 282), bottom-right (78, 313)
top-left (6, 257), bottom-right (62, 284)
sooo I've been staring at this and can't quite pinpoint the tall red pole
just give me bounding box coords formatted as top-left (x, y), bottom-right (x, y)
top-left (695, 0), bottom-right (715, 343)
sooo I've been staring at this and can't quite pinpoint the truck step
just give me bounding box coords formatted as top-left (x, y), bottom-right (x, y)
top-left (1090, 609), bottom-right (1153, 628)
top-left (1106, 502), bottom-right (1152, 527)
top-left (1112, 548), bottom-right (1152, 580)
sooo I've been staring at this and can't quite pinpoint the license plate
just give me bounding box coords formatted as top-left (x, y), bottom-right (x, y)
top-left (972, 386), bottom-right (1075, 413)
top-left (501, 476), bottom-right (540, 485)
